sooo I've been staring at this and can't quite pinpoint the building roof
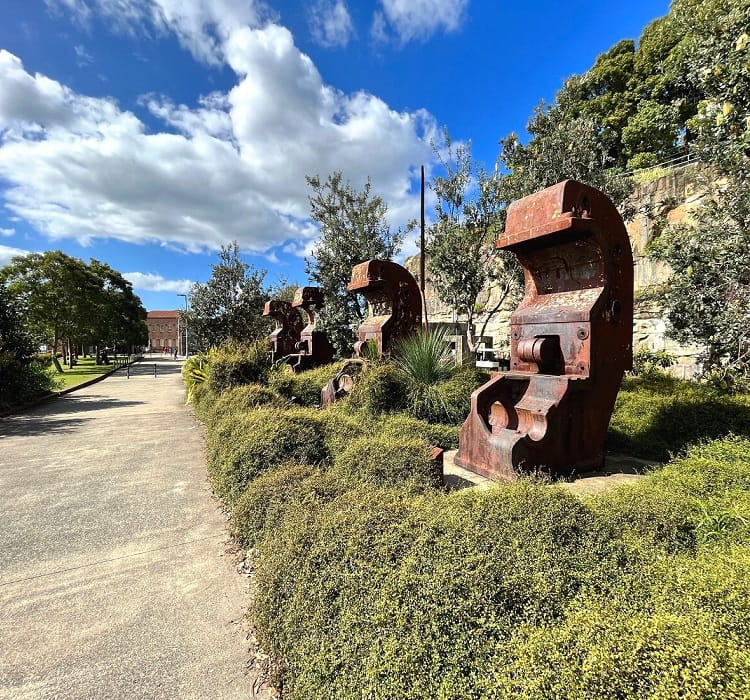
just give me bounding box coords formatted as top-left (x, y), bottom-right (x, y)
top-left (147, 310), bottom-right (179, 318)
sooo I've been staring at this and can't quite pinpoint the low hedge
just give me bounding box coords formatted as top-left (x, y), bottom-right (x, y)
top-left (230, 463), bottom-right (345, 549)
top-left (247, 437), bottom-right (750, 697)
top-left (608, 374), bottom-right (750, 460)
top-left (268, 361), bottom-right (347, 407)
top-left (208, 340), bottom-right (270, 394)
top-left (330, 435), bottom-right (441, 490)
top-left (205, 406), bottom-right (327, 503)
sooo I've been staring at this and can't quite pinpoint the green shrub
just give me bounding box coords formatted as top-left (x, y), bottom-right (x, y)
top-left (608, 374), bottom-right (750, 460)
top-left (314, 405), bottom-right (370, 457)
top-left (375, 413), bottom-right (461, 450)
top-left (205, 406), bottom-right (327, 503)
top-left (346, 362), bottom-right (405, 414)
top-left (330, 435), bottom-right (441, 490)
top-left (207, 383), bottom-right (286, 421)
top-left (251, 483), bottom-right (601, 698)
top-left (230, 463), bottom-right (345, 549)
top-left (268, 361), bottom-right (347, 407)
top-left (588, 477), bottom-right (699, 555)
top-left (207, 339), bottom-right (270, 394)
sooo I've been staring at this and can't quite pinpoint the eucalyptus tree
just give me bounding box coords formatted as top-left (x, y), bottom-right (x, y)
top-left (427, 132), bottom-right (522, 354)
top-left (305, 171), bottom-right (407, 356)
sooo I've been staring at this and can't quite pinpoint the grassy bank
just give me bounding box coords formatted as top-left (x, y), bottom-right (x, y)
top-left (50, 357), bottom-right (113, 391)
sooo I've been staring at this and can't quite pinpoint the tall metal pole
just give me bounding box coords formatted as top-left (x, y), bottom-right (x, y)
top-left (420, 164), bottom-right (429, 331)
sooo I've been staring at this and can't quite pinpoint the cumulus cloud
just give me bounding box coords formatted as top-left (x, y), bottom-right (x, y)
top-left (0, 21), bottom-right (434, 255)
top-left (0, 244), bottom-right (31, 268)
top-left (308, 0), bottom-right (355, 48)
top-left (123, 271), bottom-right (193, 293)
top-left (48, 0), bottom-right (268, 65)
top-left (376, 0), bottom-right (469, 43)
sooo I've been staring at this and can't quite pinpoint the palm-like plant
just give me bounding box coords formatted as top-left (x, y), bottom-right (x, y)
top-left (392, 327), bottom-right (457, 421)
top-left (182, 348), bottom-right (214, 403)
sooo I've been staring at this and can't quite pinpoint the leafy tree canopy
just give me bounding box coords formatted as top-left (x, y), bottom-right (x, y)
top-left (305, 171), bottom-right (407, 357)
top-left (183, 241), bottom-right (272, 352)
top-left (0, 251), bottom-right (147, 371)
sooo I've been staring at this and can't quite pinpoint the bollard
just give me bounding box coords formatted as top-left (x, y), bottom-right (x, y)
top-left (127, 364), bottom-right (130, 379)
top-left (154, 364), bottom-right (157, 378)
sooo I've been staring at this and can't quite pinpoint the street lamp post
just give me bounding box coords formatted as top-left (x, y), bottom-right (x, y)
top-left (177, 293), bottom-right (189, 358)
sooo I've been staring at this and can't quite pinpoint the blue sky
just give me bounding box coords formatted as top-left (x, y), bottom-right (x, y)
top-left (0, 0), bottom-right (668, 311)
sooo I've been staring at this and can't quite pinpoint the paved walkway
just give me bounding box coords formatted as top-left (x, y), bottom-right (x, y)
top-left (0, 357), bottom-right (264, 699)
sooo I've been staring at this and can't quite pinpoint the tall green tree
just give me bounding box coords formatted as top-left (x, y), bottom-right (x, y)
top-left (0, 251), bottom-right (99, 371)
top-left (182, 242), bottom-right (271, 352)
top-left (88, 260), bottom-right (148, 353)
top-left (649, 0), bottom-right (750, 390)
top-left (305, 172), bottom-right (406, 356)
top-left (0, 286), bottom-right (56, 408)
top-left (427, 133), bottom-right (523, 354)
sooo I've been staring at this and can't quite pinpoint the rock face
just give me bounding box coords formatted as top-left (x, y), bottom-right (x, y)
top-left (408, 164), bottom-right (707, 377)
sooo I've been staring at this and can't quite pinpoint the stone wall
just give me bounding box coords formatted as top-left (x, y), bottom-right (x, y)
top-left (408, 164), bottom-right (708, 377)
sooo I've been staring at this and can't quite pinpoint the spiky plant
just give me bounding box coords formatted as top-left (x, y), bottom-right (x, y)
top-left (392, 327), bottom-right (457, 421)
top-left (182, 348), bottom-right (214, 403)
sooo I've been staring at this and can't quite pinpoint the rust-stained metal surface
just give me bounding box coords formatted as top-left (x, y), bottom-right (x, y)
top-left (347, 259), bottom-right (422, 358)
top-left (285, 286), bottom-right (335, 371)
top-left (263, 299), bottom-right (303, 363)
top-left (320, 358), bottom-right (365, 407)
top-left (454, 180), bottom-right (634, 479)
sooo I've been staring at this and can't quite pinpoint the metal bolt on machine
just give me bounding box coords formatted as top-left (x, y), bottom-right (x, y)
top-left (454, 180), bottom-right (634, 480)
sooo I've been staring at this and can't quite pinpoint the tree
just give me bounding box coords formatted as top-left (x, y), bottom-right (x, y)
top-left (88, 260), bottom-right (148, 353)
top-left (0, 251), bottom-right (100, 371)
top-left (0, 286), bottom-right (56, 408)
top-left (648, 0), bottom-right (750, 390)
top-left (0, 252), bottom-right (148, 369)
top-left (427, 132), bottom-right (523, 354)
top-left (305, 172), bottom-right (406, 356)
top-left (183, 242), bottom-right (271, 352)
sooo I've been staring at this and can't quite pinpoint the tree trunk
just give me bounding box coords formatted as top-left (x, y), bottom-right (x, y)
top-left (52, 327), bottom-right (63, 373)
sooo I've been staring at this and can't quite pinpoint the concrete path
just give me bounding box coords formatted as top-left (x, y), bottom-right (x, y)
top-left (0, 357), bottom-right (264, 699)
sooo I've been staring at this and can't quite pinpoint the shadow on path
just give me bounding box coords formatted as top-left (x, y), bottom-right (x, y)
top-left (0, 416), bottom-right (92, 437)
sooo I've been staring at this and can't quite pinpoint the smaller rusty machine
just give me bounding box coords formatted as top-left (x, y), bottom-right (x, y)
top-left (454, 180), bottom-right (633, 479)
top-left (263, 299), bottom-right (303, 364)
top-left (320, 259), bottom-right (422, 406)
top-left (347, 259), bottom-right (422, 357)
top-left (285, 286), bottom-right (335, 371)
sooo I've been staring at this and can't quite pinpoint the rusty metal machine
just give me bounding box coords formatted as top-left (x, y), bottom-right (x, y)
top-left (454, 180), bottom-right (633, 479)
top-left (320, 259), bottom-right (423, 406)
top-left (347, 259), bottom-right (422, 358)
top-left (287, 286), bottom-right (334, 371)
top-left (263, 299), bottom-right (303, 363)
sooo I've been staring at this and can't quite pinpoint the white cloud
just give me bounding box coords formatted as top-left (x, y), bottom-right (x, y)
top-left (0, 227), bottom-right (14, 237)
top-left (49, 0), bottom-right (268, 65)
top-left (0, 5), bottom-right (437, 257)
top-left (0, 244), bottom-right (31, 268)
top-left (123, 271), bottom-right (193, 293)
top-left (377, 0), bottom-right (469, 43)
top-left (370, 11), bottom-right (388, 44)
top-left (308, 0), bottom-right (355, 48)
top-left (74, 44), bottom-right (94, 66)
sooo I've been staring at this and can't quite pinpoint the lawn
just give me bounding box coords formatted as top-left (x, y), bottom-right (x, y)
top-left (50, 357), bottom-right (113, 391)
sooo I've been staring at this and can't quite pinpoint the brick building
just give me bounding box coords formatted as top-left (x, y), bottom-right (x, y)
top-left (146, 310), bottom-right (180, 353)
